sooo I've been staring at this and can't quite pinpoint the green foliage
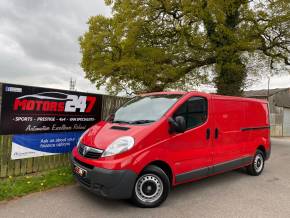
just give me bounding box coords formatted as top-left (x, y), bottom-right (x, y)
top-left (80, 0), bottom-right (290, 96)
top-left (0, 167), bottom-right (75, 201)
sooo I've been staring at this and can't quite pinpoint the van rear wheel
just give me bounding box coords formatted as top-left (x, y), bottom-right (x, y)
top-left (247, 150), bottom-right (265, 176)
top-left (132, 165), bottom-right (170, 208)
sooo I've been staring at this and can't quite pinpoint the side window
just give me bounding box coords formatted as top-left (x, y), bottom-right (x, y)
top-left (174, 97), bottom-right (208, 130)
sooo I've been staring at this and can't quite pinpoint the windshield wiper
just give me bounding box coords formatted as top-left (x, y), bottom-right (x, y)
top-left (129, 120), bottom-right (155, 124)
top-left (112, 119), bottom-right (155, 124)
top-left (112, 120), bottom-right (131, 124)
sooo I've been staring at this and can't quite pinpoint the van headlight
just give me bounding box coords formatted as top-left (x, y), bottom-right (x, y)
top-left (102, 136), bottom-right (135, 157)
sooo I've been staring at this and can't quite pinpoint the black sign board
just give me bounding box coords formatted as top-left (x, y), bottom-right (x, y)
top-left (0, 83), bottom-right (103, 135)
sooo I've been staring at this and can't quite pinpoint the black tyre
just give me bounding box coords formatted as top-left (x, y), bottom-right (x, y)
top-left (131, 165), bottom-right (170, 208)
top-left (247, 150), bottom-right (265, 176)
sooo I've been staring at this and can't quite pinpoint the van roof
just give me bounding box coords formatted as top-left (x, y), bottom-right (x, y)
top-left (141, 91), bottom-right (268, 103)
top-left (211, 94), bottom-right (268, 103)
top-left (141, 91), bottom-right (187, 96)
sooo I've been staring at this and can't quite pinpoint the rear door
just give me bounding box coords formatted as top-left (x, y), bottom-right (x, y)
top-left (212, 98), bottom-right (247, 167)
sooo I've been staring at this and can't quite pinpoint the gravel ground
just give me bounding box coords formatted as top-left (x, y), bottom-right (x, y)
top-left (0, 137), bottom-right (289, 218)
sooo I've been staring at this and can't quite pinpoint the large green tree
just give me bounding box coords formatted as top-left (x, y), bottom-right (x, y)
top-left (80, 0), bottom-right (290, 96)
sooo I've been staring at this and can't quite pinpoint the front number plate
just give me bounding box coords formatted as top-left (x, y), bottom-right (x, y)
top-left (74, 165), bottom-right (87, 177)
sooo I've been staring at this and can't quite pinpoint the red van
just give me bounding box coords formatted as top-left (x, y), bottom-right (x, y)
top-left (71, 91), bottom-right (271, 207)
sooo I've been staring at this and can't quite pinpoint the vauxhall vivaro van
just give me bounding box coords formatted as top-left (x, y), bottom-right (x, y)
top-left (71, 91), bottom-right (271, 207)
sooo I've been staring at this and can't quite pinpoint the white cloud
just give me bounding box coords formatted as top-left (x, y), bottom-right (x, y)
top-left (0, 0), bottom-right (110, 93)
top-left (251, 74), bottom-right (290, 90)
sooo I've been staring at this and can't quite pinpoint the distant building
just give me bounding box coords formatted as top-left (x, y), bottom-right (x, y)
top-left (244, 88), bottom-right (290, 137)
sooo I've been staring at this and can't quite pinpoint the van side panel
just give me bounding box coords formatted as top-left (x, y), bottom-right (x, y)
top-left (212, 98), bottom-right (247, 165)
top-left (243, 101), bottom-right (270, 157)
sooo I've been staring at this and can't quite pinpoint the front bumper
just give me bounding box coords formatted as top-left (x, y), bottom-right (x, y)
top-left (71, 156), bottom-right (137, 199)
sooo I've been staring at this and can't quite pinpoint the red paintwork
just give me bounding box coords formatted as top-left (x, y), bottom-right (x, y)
top-left (72, 91), bottom-right (270, 186)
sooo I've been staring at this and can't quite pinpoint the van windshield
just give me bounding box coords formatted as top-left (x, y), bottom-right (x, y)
top-left (110, 94), bottom-right (182, 124)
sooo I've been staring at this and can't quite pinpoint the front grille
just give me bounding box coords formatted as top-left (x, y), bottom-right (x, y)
top-left (78, 143), bottom-right (103, 159)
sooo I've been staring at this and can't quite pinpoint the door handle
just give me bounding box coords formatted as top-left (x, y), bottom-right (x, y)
top-left (206, 128), bottom-right (210, 140)
top-left (215, 128), bottom-right (219, 139)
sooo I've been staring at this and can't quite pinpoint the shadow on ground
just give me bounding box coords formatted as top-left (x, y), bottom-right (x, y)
top-left (75, 167), bottom-right (249, 209)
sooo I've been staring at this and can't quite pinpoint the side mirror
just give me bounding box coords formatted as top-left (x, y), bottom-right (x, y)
top-left (168, 116), bottom-right (186, 133)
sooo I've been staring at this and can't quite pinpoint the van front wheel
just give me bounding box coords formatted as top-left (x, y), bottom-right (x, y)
top-left (247, 150), bottom-right (265, 176)
top-left (132, 165), bottom-right (170, 208)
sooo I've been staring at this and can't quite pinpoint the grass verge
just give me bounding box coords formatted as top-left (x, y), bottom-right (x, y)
top-left (0, 167), bottom-right (75, 202)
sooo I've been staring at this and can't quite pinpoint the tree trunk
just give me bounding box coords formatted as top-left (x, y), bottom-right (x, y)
top-left (215, 51), bottom-right (246, 96)
top-left (202, 0), bottom-right (247, 96)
